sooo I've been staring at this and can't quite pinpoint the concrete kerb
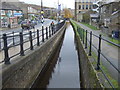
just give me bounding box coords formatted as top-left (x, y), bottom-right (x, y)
top-left (1, 22), bottom-right (66, 88)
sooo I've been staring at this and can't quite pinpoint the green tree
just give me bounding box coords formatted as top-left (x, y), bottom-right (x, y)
top-left (64, 8), bottom-right (73, 19)
top-left (82, 10), bottom-right (96, 23)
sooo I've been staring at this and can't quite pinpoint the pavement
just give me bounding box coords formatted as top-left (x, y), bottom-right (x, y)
top-left (75, 21), bottom-right (119, 82)
top-left (0, 25), bottom-right (21, 31)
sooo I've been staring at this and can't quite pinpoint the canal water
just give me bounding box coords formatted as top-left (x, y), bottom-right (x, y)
top-left (34, 23), bottom-right (81, 88)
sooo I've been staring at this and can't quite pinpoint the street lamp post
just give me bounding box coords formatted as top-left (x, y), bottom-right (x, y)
top-left (57, 0), bottom-right (61, 23)
top-left (41, 0), bottom-right (44, 26)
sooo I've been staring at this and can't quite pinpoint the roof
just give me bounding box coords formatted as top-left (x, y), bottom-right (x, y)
top-left (99, 1), bottom-right (120, 8)
top-left (112, 10), bottom-right (120, 16)
top-left (0, 2), bottom-right (22, 10)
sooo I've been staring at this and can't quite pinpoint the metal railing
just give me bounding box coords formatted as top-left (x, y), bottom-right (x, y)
top-left (77, 26), bottom-right (120, 89)
top-left (0, 21), bottom-right (65, 64)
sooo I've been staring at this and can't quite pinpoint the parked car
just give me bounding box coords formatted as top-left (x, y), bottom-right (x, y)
top-left (31, 20), bottom-right (37, 25)
top-left (21, 20), bottom-right (35, 30)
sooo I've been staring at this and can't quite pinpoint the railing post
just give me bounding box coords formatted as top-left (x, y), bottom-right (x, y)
top-left (0, 37), bottom-right (1, 49)
top-left (0, 41), bottom-right (1, 49)
top-left (83, 29), bottom-right (84, 44)
top-left (3, 34), bottom-right (10, 64)
top-left (12, 31), bottom-right (15, 45)
top-left (77, 26), bottom-right (79, 33)
top-left (29, 31), bottom-right (33, 50)
top-left (20, 32), bottom-right (24, 56)
top-left (80, 28), bottom-right (82, 40)
top-left (89, 31), bottom-right (92, 56)
top-left (54, 25), bottom-right (56, 34)
top-left (46, 27), bottom-right (48, 39)
top-left (96, 34), bottom-right (102, 70)
top-left (51, 25), bottom-right (54, 35)
top-left (49, 26), bottom-right (51, 37)
top-left (78, 27), bottom-right (81, 39)
top-left (34, 27), bottom-right (35, 37)
top-left (37, 29), bottom-right (40, 46)
top-left (42, 26), bottom-right (44, 42)
top-left (56, 24), bottom-right (58, 31)
top-left (57, 24), bottom-right (59, 31)
top-left (85, 30), bottom-right (87, 49)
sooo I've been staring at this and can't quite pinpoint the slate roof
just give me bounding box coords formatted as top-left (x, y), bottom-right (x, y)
top-left (0, 2), bottom-right (22, 10)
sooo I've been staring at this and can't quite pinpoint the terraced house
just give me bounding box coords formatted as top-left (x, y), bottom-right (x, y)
top-left (75, 0), bottom-right (97, 22)
top-left (99, 0), bottom-right (120, 37)
top-left (0, 2), bottom-right (23, 28)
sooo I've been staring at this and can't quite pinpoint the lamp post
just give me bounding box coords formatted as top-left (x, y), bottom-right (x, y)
top-left (41, 0), bottom-right (44, 26)
top-left (57, 0), bottom-right (61, 23)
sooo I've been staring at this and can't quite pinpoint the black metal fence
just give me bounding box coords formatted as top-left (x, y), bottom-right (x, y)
top-left (0, 21), bottom-right (65, 64)
top-left (77, 26), bottom-right (120, 89)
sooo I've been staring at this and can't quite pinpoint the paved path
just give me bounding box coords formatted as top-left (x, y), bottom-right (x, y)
top-left (76, 21), bottom-right (119, 82)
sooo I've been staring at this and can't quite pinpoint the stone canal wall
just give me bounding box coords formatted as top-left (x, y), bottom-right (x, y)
top-left (71, 22), bottom-right (103, 88)
top-left (2, 24), bottom-right (66, 88)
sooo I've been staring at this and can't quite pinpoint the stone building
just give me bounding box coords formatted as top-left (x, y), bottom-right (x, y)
top-left (0, 2), bottom-right (23, 28)
top-left (99, 0), bottom-right (120, 36)
top-left (75, 0), bottom-right (96, 22)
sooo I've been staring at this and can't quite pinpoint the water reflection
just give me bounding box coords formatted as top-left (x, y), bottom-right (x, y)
top-left (33, 23), bottom-right (80, 88)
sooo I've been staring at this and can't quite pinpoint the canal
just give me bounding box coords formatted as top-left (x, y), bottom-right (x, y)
top-left (32, 23), bottom-right (81, 88)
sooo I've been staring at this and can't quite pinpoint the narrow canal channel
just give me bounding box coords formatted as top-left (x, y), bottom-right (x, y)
top-left (33, 23), bottom-right (81, 88)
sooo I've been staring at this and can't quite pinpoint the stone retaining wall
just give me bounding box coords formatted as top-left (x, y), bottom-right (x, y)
top-left (1, 23), bottom-right (66, 88)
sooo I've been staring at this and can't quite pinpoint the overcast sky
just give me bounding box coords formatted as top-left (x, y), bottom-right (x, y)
top-left (19, 0), bottom-right (75, 9)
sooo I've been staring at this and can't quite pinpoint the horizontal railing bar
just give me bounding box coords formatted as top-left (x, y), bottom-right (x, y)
top-left (24, 47), bottom-right (30, 52)
top-left (100, 52), bottom-right (120, 73)
top-left (0, 60), bottom-right (4, 64)
top-left (99, 66), bottom-right (115, 89)
top-left (8, 43), bottom-right (20, 49)
top-left (92, 33), bottom-right (99, 38)
top-left (10, 52), bottom-right (21, 59)
top-left (92, 44), bottom-right (98, 50)
top-left (23, 40), bottom-right (30, 44)
top-left (101, 37), bottom-right (120, 47)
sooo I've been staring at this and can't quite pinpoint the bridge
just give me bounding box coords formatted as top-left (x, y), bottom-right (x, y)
top-left (0, 20), bottom-right (119, 89)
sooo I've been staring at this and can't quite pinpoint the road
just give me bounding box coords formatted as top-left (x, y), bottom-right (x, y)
top-left (0, 19), bottom-right (57, 63)
top-left (76, 22), bottom-right (119, 82)
top-left (0, 19), bottom-right (56, 35)
top-left (0, 19), bottom-right (57, 49)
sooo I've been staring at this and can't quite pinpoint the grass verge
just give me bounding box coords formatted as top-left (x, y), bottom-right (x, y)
top-left (80, 22), bottom-right (99, 30)
top-left (91, 50), bottom-right (118, 88)
top-left (109, 38), bottom-right (120, 45)
top-left (101, 33), bottom-right (120, 45)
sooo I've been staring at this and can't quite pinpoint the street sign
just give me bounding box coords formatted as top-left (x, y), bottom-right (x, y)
top-left (14, 13), bottom-right (23, 17)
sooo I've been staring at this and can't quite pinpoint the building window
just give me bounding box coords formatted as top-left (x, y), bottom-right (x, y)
top-left (1, 10), bottom-right (5, 15)
top-left (86, 0), bottom-right (88, 3)
top-left (79, 5), bottom-right (81, 9)
top-left (86, 5), bottom-right (88, 9)
top-left (82, 5), bottom-right (84, 9)
top-left (89, 5), bottom-right (92, 9)
top-left (79, 11), bottom-right (81, 13)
